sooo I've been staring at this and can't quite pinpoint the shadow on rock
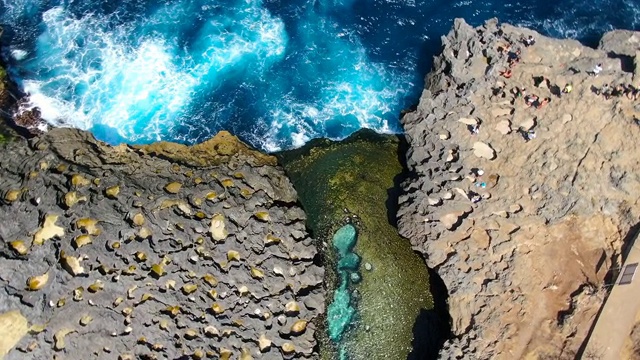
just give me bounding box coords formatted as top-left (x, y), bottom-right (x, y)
top-left (408, 267), bottom-right (452, 360)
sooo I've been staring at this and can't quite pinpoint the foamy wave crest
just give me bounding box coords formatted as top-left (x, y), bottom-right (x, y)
top-left (9, 0), bottom-right (287, 144)
top-left (17, 7), bottom-right (195, 142)
top-left (255, 18), bottom-right (409, 151)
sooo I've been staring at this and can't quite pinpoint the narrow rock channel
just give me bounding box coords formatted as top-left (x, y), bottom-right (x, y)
top-left (278, 129), bottom-right (441, 359)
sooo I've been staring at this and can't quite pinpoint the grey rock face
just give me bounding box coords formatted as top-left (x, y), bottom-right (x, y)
top-left (0, 128), bottom-right (324, 359)
top-left (599, 29), bottom-right (640, 57)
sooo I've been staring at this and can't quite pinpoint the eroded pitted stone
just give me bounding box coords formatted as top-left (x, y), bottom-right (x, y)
top-left (0, 128), bottom-right (324, 360)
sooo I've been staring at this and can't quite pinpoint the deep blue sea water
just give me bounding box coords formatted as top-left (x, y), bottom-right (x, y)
top-left (1, 0), bottom-right (639, 150)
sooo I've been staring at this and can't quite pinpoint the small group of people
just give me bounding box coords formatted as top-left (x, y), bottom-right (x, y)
top-left (499, 48), bottom-right (523, 78)
top-left (519, 91), bottom-right (551, 109)
top-left (497, 36), bottom-right (532, 79)
top-left (595, 82), bottom-right (640, 100)
top-left (468, 168), bottom-right (485, 203)
top-left (522, 35), bottom-right (536, 47)
top-left (485, 32), bottom-right (543, 143)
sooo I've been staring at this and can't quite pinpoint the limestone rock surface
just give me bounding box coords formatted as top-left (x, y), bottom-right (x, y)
top-left (399, 18), bottom-right (640, 359)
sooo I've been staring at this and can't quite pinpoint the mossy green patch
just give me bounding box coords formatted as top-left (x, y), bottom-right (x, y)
top-left (0, 64), bottom-right (16, 144)
top-left (278, 129), bottom-right (433, 360)
top-left (0, 116), bottom-right (17, 144)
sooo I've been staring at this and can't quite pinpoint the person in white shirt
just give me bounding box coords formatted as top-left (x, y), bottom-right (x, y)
top-left (591, 63), bottom-right (603, 76)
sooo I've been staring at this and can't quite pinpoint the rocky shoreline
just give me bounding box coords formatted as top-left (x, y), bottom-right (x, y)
top-left (398, 18), bottom-right (640, 359)
top-left (2, 17), bottom-right (640, 360)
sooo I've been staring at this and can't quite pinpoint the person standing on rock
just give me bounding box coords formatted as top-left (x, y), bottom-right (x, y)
top-left (469, 123), bottom-right (480, 135)
top-left (603, 84), bottom-right (613, 100)
top-left (624, 84), bottom-right (635, 99)
top-left (562, 83), bottom-right (573, 94)
top-left (508, 49), bottom-right (521, 67)
top-left (525, 94), bottom-right (539, 107)
top-left (591, 63), bottom-right (603, 76)
top-left (523, 35), bottom-right (536, 47)
top-left (535, 97), bottom-right (551, 109)
top-left (527, 130), bottom-right (536, 141)
top-left (500, 68), bottom-right (513, 78)
top-left (612, 84), bottom-right (625, 97)
top-left (518, 127), bottom-right (536, 142)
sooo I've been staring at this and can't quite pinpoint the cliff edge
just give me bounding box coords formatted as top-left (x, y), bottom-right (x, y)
top-left (398, 18), bottom-right (640, 359)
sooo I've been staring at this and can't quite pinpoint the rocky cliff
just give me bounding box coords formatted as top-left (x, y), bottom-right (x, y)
top-left (398, 18), bottom-right (640, 359)
top-left (0, 128), bottom-right (324, 359)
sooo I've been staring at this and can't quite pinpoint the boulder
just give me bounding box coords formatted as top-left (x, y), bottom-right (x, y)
top-left (495, 119), bottom-right (511, 135)
top-left (440, 212), bottom-right (463, 230)
top-left (473, 142), bottom-right (496, 160)
top-left (458, 117), bottom-right (478, 125)
top-left (491, 107), bottom-right (513, 118)
top-left (519, 117), bottom-right (536, 131)
top-left (598, 30), bottom-right (640, 57)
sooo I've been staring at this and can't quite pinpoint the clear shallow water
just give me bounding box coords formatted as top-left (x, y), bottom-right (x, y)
top-left (1, 0), bottom-right (639, 150)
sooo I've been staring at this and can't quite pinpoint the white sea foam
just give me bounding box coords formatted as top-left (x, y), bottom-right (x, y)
top-left (10, 49), bottom-right (28, 61)
top-left (3, 0), bottom-right (407, 152)
top-left (9, 1), bottom-right (288, 144)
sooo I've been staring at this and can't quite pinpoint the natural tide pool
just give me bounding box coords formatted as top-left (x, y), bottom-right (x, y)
top-left (278, 130), bottom-right (444, 359)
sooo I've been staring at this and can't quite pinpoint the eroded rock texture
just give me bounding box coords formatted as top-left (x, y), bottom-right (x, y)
top-left (398, 18), bottom-right (640, 359)
top-left (0, 128), bottom-right (324, 359)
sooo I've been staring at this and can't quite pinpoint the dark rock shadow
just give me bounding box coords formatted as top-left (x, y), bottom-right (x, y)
top-left (386, 132), bottom-right (452, 359)
top-left (533, 75), bottom-right (545, 87)
top-left (567, 67), bottom-right (581, 75)
top-left (606, 52), bottom-right (635, 73)
top-left (407, 267), bottom-right (452, 360)
top-left (386, 132), bottom-right (411, 227)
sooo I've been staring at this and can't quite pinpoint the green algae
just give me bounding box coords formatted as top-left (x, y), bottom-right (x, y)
top-left (0, 64), bottom-right (16, 144)
top-left (0, 121), bottom-right (16, 144)
top-left (278, 130), bottom-right (434, 360)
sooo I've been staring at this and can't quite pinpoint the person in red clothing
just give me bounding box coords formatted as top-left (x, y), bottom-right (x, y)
top-left (536, 97), bottom-right (551, 109)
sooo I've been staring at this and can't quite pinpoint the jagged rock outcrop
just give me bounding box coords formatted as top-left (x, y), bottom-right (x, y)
top-left (0, 57), bottom-right (48, 135)
top-left (0, 128), bottom-right (324, 359)
top-left (398, 18), bottom-right (640, 359)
